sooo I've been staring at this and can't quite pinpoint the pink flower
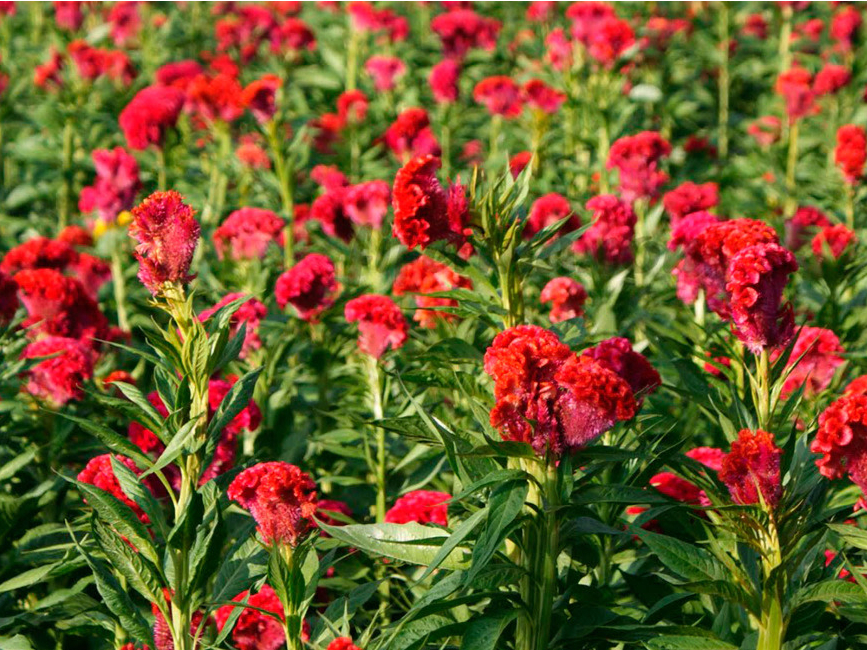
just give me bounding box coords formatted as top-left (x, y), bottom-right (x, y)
top-left (270, 17), bottom-right (316, 55)
top-left (774, 327), bottom-right (844, 399)
top-left (588, 17), bottom-right (635, 67)
top-left (540, 277), bottom-right (587, 323)
top-left (344, 294), bottom-right (408, 358)
top-left (108, 1), bottom-right (141, 47)
top-left (835, 124), bottom-right (866, 184)
top-left (344, 181), bottom-right (390, 229)
top-left (337, 90), bottom-right (368, 125)
top-left (392, 256), bottom-right (472, 328)
top-left (748, 115), bottom-right (782, 147)
top-left (524, 193), bottom-right (580, 240)
top-left (831, 6), bottom-right (861, 52)
top-left (430, 59), bottom-right (460, 104)
top-left (78, 147), bottom-right (141, 223)
top-left (509, 151), bottom-right (532, 178)
top-left (522, 79), bottom-right (567, 114)
top-left (776, 67), bottom-right (814, 120)
top-left (545, 28), bottom-right (573, 71)
top-left (199, 293), bottom-right (268, 359)
top-left (785, 206), bottom-right (831, 250)
top-left (54, 1), bottom-right (84, 31)
top-left (365, 55), bottom-right (406, 92)
top-left (383, 108), bottom-right (441, 161)
top-left (813, 64), bottom-right (851, 96)
top-left (607, 131), bottom-right (671, 203)
top-left (662, 182), bottom-right (718, 227)
top-left (119, 86), bottom-right (185, 151)
top-left (719, 429), bottom-right (782, 507)
top-left (430, 9), bottom-right (500, 60)
top-left (215, 585), bottom-right (285, 650)
top-left (21, 336), bottom-right (94, 406)
top-left (385, 490), bottom-right (450, 525)
top-left (213, 208), bottom-right (285, 261)
top-left (573, 194), bottom-right (636, 265)
top-left (241, 74), bottom-right (281, 123)
top-left (309, 188), bottom-right (354, 242)
top-left (275, 254), bottom-right (338, 321)
top-left (812, 224), bottom-right (856, 260)
top-left (473, 76), bottom-right (523, 118)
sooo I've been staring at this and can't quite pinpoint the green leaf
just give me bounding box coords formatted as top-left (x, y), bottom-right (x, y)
top-left (645, 636), bottom-right (738, 650)
top-left (828, 523), bottom-right (867, 551)
top-left (460, 609), bottom-right (518, 650)
top-left (791, 580), bottom-right (867, 609)
top-left (637, 530), bottom-right (725, 582)
top-left (463, 479), bottom-right (527, 586)
top-left (418, 507), bottom-right (487, 583)
top-left (141, 419), bottom-right (197, 478)
top-left (91, 518), bottom-right (164, 605)
top-left (57, 413), bottom-right (152, 467)
top-left (212, 534), bottom-right (267, 603)
top-left (110, 457), bottom-right (168, 538)
top-left (110, 381), bottom-right (166, 432)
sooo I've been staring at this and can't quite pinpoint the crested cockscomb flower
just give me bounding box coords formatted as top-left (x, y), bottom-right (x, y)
top-left (776, 67), bottom-right (814, 120)
top-left (524, 193), bottom-right (580, 240)
top-left (580, 337), bottom-right (661, 404)
top-left (813, 63), bottom-right (851, 96)
top-left (566, 1), bottom-right (615, 44)
top-left (430, 9), bottom-right (500, 60)
top-left (54, 0), bottom-right (84, 31)
top-left (119, 85), bottom-right (185, 150)
top-left (540, 277), bottom-right (587, 323)
top-left (34, 49), bottom-right (64, 90)
top-left (509, 151), bottom-right (532, 178)
top-left (392, 255), bottom-right (472, 328)
top-left (327, 639), bottom-right (362, 650)
top-left (185, 73), bottom-right (244, 124)
top-left (748, 115), bottom-right (782, 147)
top-left (215, 585), bottom-right (284, 650)
top-left (77, 454), bottom-right (150, 523)
top-left (344, 294), bottom-right (408, 358)
top-left (365, 55), bottom-right (406, 92)
top-left (835, 124), bottom-right (866, 184)
top-left (743, 13), bottom-right (769, 39)
top-left (275, 253), bottom-right (338, 321)
top-left (773, 326), bottom-right (844, 399)
top-left (129, 191), bottom-right (200, 296)
top-left (309, 189), bottom-right (355, 242)
top-left (152, 589), bottom-right (210, 650)
top-left (785, 206), bottom-right (831, 250)
top-left (2, 236), bottom-right (78, 273)
top-left (587, 16), bottom-right (635, 67)
top-left (155, 60), bottom-right (203, 89)
top-left (725, 242), bottom-right (798, 354)
top-left (662, 182), bottom-right (719, 227)
top-left (831, 5), bottom-right (861, 52)
top-left (392, 155), bottom-right (469, 250)
top-left (270, 17), bottom-right (317, 55)
top-left (528, 1), bottom-right (556, 22)
top-left (545, 28), bottom-right (572, 71)
top-left (58, 225), bottom-right (93, 248)
top-left (344, 180), bottom-right (390, 229)
top-left (607, 131), bottom-right (671, 203)
top-left (310, 164), bottom-right (349, 191)
top-left (382, 107), bottom-right (441, 161)
top-left (473, 76), bottom-right (523, 118)
top-left (78, 147), bottom-right (141, 223)
top-left (241, 74), bottom-right (281, 123)
top-left (385, 490), bottom-right (450, 526)
top-left (21, 336), bottom-right (94, 406)
top-left (573, 194), bottom-right (636, 265)
top-left (108, 0), bottom-right (141, 47)
top-left (719, 429), bottom-right (782, 507)
top-left (199, 293), bottom-right (268, 359)
top-left (337, 90), bottom-right (368, 125)
top-left (521, 79), bottom-right (567, 114)
top-left (812, 224), bottom-right (856, 260)
top-left (213, 207), bottom-right (285, 261)
top-left (813, 394), bottom-right (867, 503)
top-left (430, 59), bottom-right (460, 104)
top-left (237, 139), bottom-right (271, 169)
top-left (310, 112), bottom-right (343, 154)
top-left (667, 210), bottom-right (719, 252)
top-left (484, 325), bottom-right (636, 458)
top-left (227, 461), bottom-right (317, 546)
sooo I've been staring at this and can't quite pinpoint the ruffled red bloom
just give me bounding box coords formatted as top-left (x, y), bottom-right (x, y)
top-left (185, 73), bottom-right (244, 124)
top-left (813, 64), bottom-right (851, 96)
top-left (776, 67), bottom-right (814, 120)
top-left (774, 326), bottom-right (844, 399)
top-left (58, 225), bottom-right (93, 248)
top-left (509, 151), bottom-right (532, 179)
top-left (270, 17), bottom-right (316, 54)
top-left (544, 28), bottom-right (572, 71)
top-left (835, 124), bottom-right (866, 184)
top-left (566, 1), bottom-right (614, 43)
top-left (34, 49), bottom-right (64, 90)
top-left (667, 210), bottom-right (718, 253)
top-left (607, 131), bottom-right (671, 203)
top-left (215, 585), bottom-right (284, 650)
top-left (430, 59), bottom-right (460, 104)
top-left (337, 90), bottom-right (368, 125)
top-left (77, 454), bottom-right (149, 523)
top-left (522, 79), bottom-right (567, 115)
top-left (785, 206), bottom-right (831, 250)
top-left (78, 147), bottom-right (141, 223)
top-left (241, 74), bottom-right (280, 124)
top-left (108, 0), bottom-right (140, 46)
top-left (393, 256), bottom-right (472, 328)
top-left (67, 41), bottom-right (136, 85)
top-left (581, 337), bottom-right (661, 403)
top-left (831, 6), bottom-right (861, 52)
top-left (540, 277), bottom-right (587, 323)
top-left (275, 253), bottom-right (338, 320)
top-left (748, 115), bottom-right (782, 147)
top-left (473, 76), bottom-right (522, 118)
top-left (430, 9), bottom-right (500, 60)
top-left (392, 155), bottom-right (469, 250)
top-left (236, 138), bottom-right (271, 169)
top-left (309, 188), bottom-right (355, 242)
top-left (365, 55), bottom-right (406, 92)
top-left (484, 325), bottom-right (636, 457)
top-left (720, 429), bottom-right (782, 507)
top-left (227, 461), bottom-right (317, 546)
top-left (129, 191), bottom-right (200, 295)
top-left (119, 86), bottom-right (185, 151)
top-left (383, 108), bottom-right (441, 161)
top-left (213, 208), bottom-right (284, 261)
top-left (662, 182), bottom-right (718, 227)
top-left (726, 242), bottom-right (798, 354)
top-left (813, 394), bottom-right (867, 503)
top-left (199, 293), bottom-right (268, 359)
top-left (528, 1), bottom-right (556, 22)
top-left (2, 237), bottom-right (78, 274)
top-left (573, 194), bottom-right (636, 265)
top-left (327, 639), bottom-right (362, 650)
top-left (311, 165), bottom-right (349, 191)
top-left (743, 13), bottom-right (768, 39)
top-left (344, 294), bottom-right (408, 358)
top-left (155, 60), bottom-right (203, 90)
top-left (385, 490), bottom-right (450, 526)
top-left (588, 17), bottom-right (635, 67)
top-left (812, 224), bottom-right (856, 260)
top-left (524, 193), bottom-right (580, 241)
top-left (22, 336), bottom-right (94, 406)
top-left (344, 180), bottom-right (390, 230)
top-left (54, 1), bottom-right (84, 30)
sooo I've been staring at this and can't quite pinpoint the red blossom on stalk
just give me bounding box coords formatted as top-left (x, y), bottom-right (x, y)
top-left (573, 194), bottom-right (636, 265)
top-left (215, 585), bottom-right (285, 650)
top-left (155, 60), bottom-right (204, 89)
top-left (662, 182), bottom-right (718, 227)
top-left (524, 193), bottom-right (580, 240)
top-left (344, 294), bottom-right (408, 358)
top-left (522, 79), bottom-right (567, 114)
top-left (527, 1), bottom-right (556, 22)
top-left (430, 9), bottom-right (500, 60)
top-left (108, 0), bottom-right (141, 46)
top-left (213, 207), bottom-right (285, 261)
top-left (813, 394), bottom-right (867, 504)
top-left (385, 490), bottom-right (450, 525)
top-left (54, 1), bottom-right (84, 31)
top-left (119, 85), bottom-right (185, 151)
top-left (275, 253), bottom-right (338, 320)
top-left (21, 336), bottom-right (94, 406)
top-left (77, 454), bottom-right (149, 523)
top-left (393, 256), bottom-right (472, 328)
top-left (473, 76), bottom-right (523, 118)
top-left (607, 131), bottom-right (671, 203)
top-left (540, 277), bottom-right (587, 323)
top-left (545, 28), bottom-right (572, 71)
top-left (719, 429), bottom-right (782, 507)
top-left (344, 180), bottom-right (390, 229)
top-left (365, 55), bottom-right (406, 92)
top-left (241, 74), bottom-right (280, 123)
top-left (227, 461), bottom-right (318, 546)
top-left (34, 49), bottom-right (64, 90)
top-left (813, 64), bottom-right (851, 96)
top-left (650, 447), bottom-right (725, 506)
top-left (831, 6), bottom-right (861, 52)
top-left (78, 147), bottom-right (141, 223)
top-left (129, 191), bottom-right (200, 295)
top-left (566, 1), bottom-right (615, 44)
top-left (185, 73), bottom-right (244, 124)
top-left (383, 108), bottom-right (441, 160)
top-left (785, 206), bottom-right (831, 250)
top-left (270, 17), bottom-right (316, 54)
top-left (588, 17), bottom-right (635, 67)
top-left (337, 90), bottom-right (368, 125)
top-left (311, 165), bottom-right (349, 191)
top-left (835, 124), bottom-right (866, 184)
top-left (309, 188), bottom-right (355, 242)
top-left (748, 115), bottom-right (782, 147)
top-left (327, 639), bottom-right (362, 650)
top-left (430, 59), bottom-right (460, 104)
top-left (812, 224), bottom-right (856, 260)
top-left (152, 590), bottom-right (209, 650)
top-left (776, 67), bottom-right (815, 120)
top-left (580, 337), bottom-right (661, 404)
top-left (773, 327), bottom-right (844, 399)
top-left (199, 293), bottom-right (268, 359)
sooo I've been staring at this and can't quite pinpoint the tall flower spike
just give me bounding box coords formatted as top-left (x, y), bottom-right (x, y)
top-left (719, 429), bottom-right (782, 507)
top-left (274, 253), bottom-right (338, 321)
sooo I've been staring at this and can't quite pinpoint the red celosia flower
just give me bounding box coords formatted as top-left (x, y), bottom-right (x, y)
top-left (155, 60), bottom-right (204, 90)
top-left (54, 1), bottom-right (84, 30)
top-left (522, 79), bottom-right (567, 115)
top-left (129, 191), bottom-right (200, 295)
top-left (580, 337), bottom-right (661, 403)
top-left (683, 135), bottom-right (717, 158)
top-left (509, 151), bottom-right (532, 179)
top-left (650, 447), bottom-right (725, 506)
top-left (540, 277), bottom-right (587, 323)
top-left (835, 124), bottom-right (867, 184)
top-left (215, 585), bottom-right (284, 650)
top-left (573, 194), bottom-right (636, 265)
top-left (392, 155), bottom-right (469, 250)
top-left (102, 370), bottom-right (135, 393)
top-left (743, 13), bottom-right (769, 40)
top-left (74, 252), bottom-right (111, 298)
top-left (108, 0), bottom-right (140, 46)
top-left (337, 90), bottom-right (368, 125)
top-left (227, 461), bottom-right (317, 546)
top-left (199, 293), bottom-right (268, 359)
top-left (484, 325), bottom-right (636, 457)
top-left (67, 41), bottom-right (136, 85)
top-left (588, 17), bottom-right (635, 67)
top-left (668, 210), bottom-right (719, 253)
top-left (2, 237), bottom-right (78, 273)
top-left (812, 224), bottom-right (856, 260)
top-left (776, 67), bottom-right (814, 120)
top-left (662, 182), bottom-right (718, 227)
top-left (77, 454), bottom-right (149, 523)
top-left (152, 590), bottom-right (209, 650)
top-left (720, 429), bottom-right (782, 507)
top-left (785, 206), bottom-right (831, 250)
top-left (343, 180), bottom-right (390, 229)
top-left (22, 336), bottom-right (94, 406)
top-left (58, 225), bottom-right (93, 248)
top-left (344, 294), bottom-right (408, 358)
top-left (327, 638), bottom-right (362, 650)
top-left (725, 242), bottom-right (798, 354)
top-left (365, 55), bottom-right (406, 92)
top-left (748, 115), bottom-right (782, 147)
top-left (383, 108), bottom-right (441, 161)
top-left (393, 255), bottom-right (472, 328)
top-left (545, 28), bottom-right (572, 71)
top-left (213, 207), bottom-right (285, 261)
top-left (275, 253), bottom-right (338, 320)
top-left (119, 85), bottom-right (185, 151)
top-left (270, 17), bottom-right (316, 54)
top-left (78, 147), bottom-right (141, 223)
top-left (311, 164), bottom-right (350, 191)
top-left (185, 73), bottom-right (244, 124)
top-left (831, 6), bottom-right (861, 52)
top-left (813, 64), bottom-right (851, 96)
top-left (473, 76), bottom-right (522, 118)
top-left (34, 49), bottom-right (64, 90)
top-left (773, 326), bottom-right (844, 399)
top-left (430, 9), bottom-right (500, 60)
top-left (237, 138), bottom-right (271, 169)
top-left (813, 394), bottom-right (867, 503)
top-left (607, 131), bottom-right (671, 203)
top-left (0, 269), bottom-right (17, 324)
top-left (524, 193), bottom-right (580, 240)
top-left (385, 490), bottom-right (450, 526)
top-left (528, 1), bottom-right (556, 22)
top-left (309, 188), bottom-right (355, 242)
top-left (241, 74), bottom-right (280, 123)
top-left (430, 59), bottom-right (460, 104)
top-left (566, 1), bottom-right (614, 42)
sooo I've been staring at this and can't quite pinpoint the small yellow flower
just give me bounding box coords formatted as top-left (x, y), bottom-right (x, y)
top-left (117, 211), bottom-right (133, 227)
top-left (92, 220), bottom-right (108, 239)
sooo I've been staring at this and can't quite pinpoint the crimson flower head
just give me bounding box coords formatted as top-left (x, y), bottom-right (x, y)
top-left (129, 191), bottom-right (200, 296)
top-left (430, 9), bottom-right (500, 60)
top-left (566, 1), bottom-right (615, 44)
top-left (835, 124), bottom-right (866, 184)
top-left (573, 194), bottom-right (636, 265)
top-left (383, 108), bottom-right (441, 161)
top-left (77, 454), bottom-right (150, 524)
top-left (509, 151), bottom-right (532, 179)
top-left (344, 180), bottom-right (390, 229)
top-left (522, 79), bottom-right (567, 115)
top-left (241, 74), bottom-right (281, 123)
top-left (473, 76), bottom-right (523, 118)
top-left (725, 242), bottom-right (798, 354)
top-left (385, 490), bottom-right (450, 526)
top-left (327, 639), bottom-right (362, 650)
top-left (155, 60), bottom-right (203, 90)
top-left (271, 17), bottom-right (317, 55)
top-left (484, 325), bottom-right (636, 458)
top-left (813, 64), bottom-right (851, 97)
top-left (650, 447), bottom-right (725, 506)
top-left (668, 210), bottom-right (719, 253)
top-left (365, 55), bottom-right (406, 92)
top-left (393, 255), bottom-right (472, 328)
top-left (812, 224), bottom-right (856, 261)
top-left (785, 206), bottom-right (831, 250)
top-left (540, 277), bottom-right (587, 323)
top-left (545, 28), bottom-right (573, 71)
top-left (213, 207), bottom-right (285, 261)
top-left (78, 147), bottom-right (141, 223)
top-left (21, 336), bottom-right (94, 407)
top-left (275, 253), bottom-right (338, 321)
top-left (776, 67), bottom-right (814, 120)
top-left (580, 337), bottom-right (661, 404)
top-left (344, 294), bottom-right (408, 358)
top-left (524, 193), bottom-right (580, 240)
top-left (227, 461), bottom-right (317, 546)
top-left (392, 155), bottom-right (469, 251)
top-left (199, 293), bottom-right (268, 360)
top-left (309, 188), bottom-right (355, 242)
top-left (607, 131), bottom-right (671, 203)
top-left (748, 115), bottom-right (782, 147)
top-left (773, 326), bottom-right (844, 400)
top-left (430, 59), bottom-right (460, 104)
top-left (54, 1), bottom-right (84, 31)
top-left (719, 429), bottom-right (782, 508)
top-left (185, 73), bottom-right (245, 124)
top-left (337, 90), bottom-right (368, 125)
top-left (662, 182), bottom-right (718, 227)
top-left (831, 5), bottom-right (861, 52)
top-left (588, 16), bottom-right (635, 67)
top-left (215, 585), bottom-right (285, 650)
top-left (119, 85), bottom-right (185, 151)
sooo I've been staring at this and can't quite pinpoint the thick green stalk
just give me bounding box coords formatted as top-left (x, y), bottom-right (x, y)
top-left (489, 114), bottom-right (502, 167)
top-left (346, 26), bottom-right (359, 91)
top-left (756, 349), bottom-right (771, 430)
top-left (597, 114), bottom-right (610, 193)
top-left (783, 119), bottom-right (799, 218)
top-left (845, 183), bottom-right (855, 230)
top-left (59, 119), bottom-right (75, 232)
top-left (110, 248), bottom-right (130, 332)
top-left (156, 146), bottom-right (167, 192)
top-left (757, 519), bottom-right (785, 650)
top-left (778, 6), bottom-right (793, 74)
top-left (365, 355), bottom-right (391, 617)
top-left (266, 120), bottom-right (295, 267)
top-left (717, 2), bottom-right (730, 160)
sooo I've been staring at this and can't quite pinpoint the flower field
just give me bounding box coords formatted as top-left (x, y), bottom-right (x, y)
top-left (4, 1), bottom-right (867, 649)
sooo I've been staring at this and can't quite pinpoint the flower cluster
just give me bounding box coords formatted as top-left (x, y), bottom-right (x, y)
top-left (540, 277), bottom-right (587, 323)
top-left (392, 256), bottom-right (472, 328)
top-left (275, 253), bottom-right (338, 321)
top-left (606, 131), bottom-right (671, 203)
top-left (344, 294), bottom-right (409, 358)
top-left (385, 490), bottom-right (450, 526)
top-left (719, 429), bottom-right (783, 507)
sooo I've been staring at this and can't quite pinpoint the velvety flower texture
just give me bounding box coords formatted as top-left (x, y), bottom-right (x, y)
top-left (580, 337), bottom-right (661, 404)
top-left (662, 182), bottom-right (719, 227)
top-left (835, 124), bottom-right (866, 184)
top-left (831, 6), bottom-right (862, 52)
top-left (227, 461), bottom-right (318, 546)
top-left (21, 336), bottom-right (94, 406)
top-left (484, 325), bottom-right (636, 458)
top-left (119, 85), bottom-right (185, 150)
top-left (215, 585), bottom-right (284, 650)
top-left (78, 147), bottom-right (141, 223)
top-left (337, 90), bottom-right (368, 125)
top-left (566, 1), bottom-right (615, 45)
top-left (77, 454), bottom-right (149, 524)
top-left (573, 194), bottom-right (636, 265)
top-left (524, 193), bottom-right (580, 240)
top-left (430, 59), bottom-right (460, 104)
top-left (344, 294), bottom-right (408, 358)
top-left (129, 191), bottom-right (200, 295)
top-left (607, 131), bottom-right (671, 203)
top-left (344, 180), bottom-right (391, 229)
top-left (725, 242), bottom-right (798, 354)
top-left (812, 224), bottom-right (856, 260)
top-left (774, 327), bottom-right (844, 399)
top-left (509, 151), bottom-right (532, 179)
top-left (473, 76), bottom-right (523, 118)
top-left (776, 67), bottom-right (814, 120)
top-left (392, 255), bottom-right (472, 328)
top-left (785, 206), bottom-right (831, 250)
top-left (385, 490), bottom-right (450, 526)
top-left (392, 155), bottom-right (469, 250)
top-left (213, 207), bottom-right (285, 261)
top-left (275, 253), bottom-right (338, 321)
top-left (383, 108), bottom-right (441, 161)
top-left (430, 9), bottom-right (500, 60)
top-left (199, 293), bottom-right (268, 359)
top-left (719, 429), bottom-right (782, 507)
top-left (309, 188), bottom-right (355, 242)
top-left (540, 277), bottom-right (587, 323)
top-left (813, 394), bottom-right (867, 502)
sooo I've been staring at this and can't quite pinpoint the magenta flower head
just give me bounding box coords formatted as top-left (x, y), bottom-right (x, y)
top-left (227, 461), bottom-right (318, 547)
top-left (540, 277), bottom-right (587, 323)
top-left (385, 490), bottom-right (450, 526)
top-left (344, 294), bottom-right (408, 358)
top-left (129, 191), bottom-right (200, 296)
top-left (580, 337), bottom-right (661, 405)
top-left (274, 253), bottom-right (338, 321)
top-left (719, 429), bottom-right (782, 508)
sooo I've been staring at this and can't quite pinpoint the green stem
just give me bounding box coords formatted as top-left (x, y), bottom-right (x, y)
top-left (267, 120), bottom-right (295, 266)
top-left (717, 2), bottom-right (730, 160)
top-left (778, 6), bottom-right (793, 74)
top-left (757, 348), bottom-right (771, 430)
top-left (784, 119), bottom-right (799, 218)
top-left (598, 114), bottom-right (610, 193)
top-left (845, 183), bottom-right (855, 230)
top-left (59, 119), bottom-right (74, 232)
top-left (157, 146), bottom-right (167, 192)
top-left (366, 355), bottom-right (391, 619)
top-left (757, 519), bottom-right (785, 650)
top-left (346, 26), bottom-right (359, 91)
top-left (111, 248), bottom-right (130, 332)
top-left (489, 114), bottom-right (502, 168)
